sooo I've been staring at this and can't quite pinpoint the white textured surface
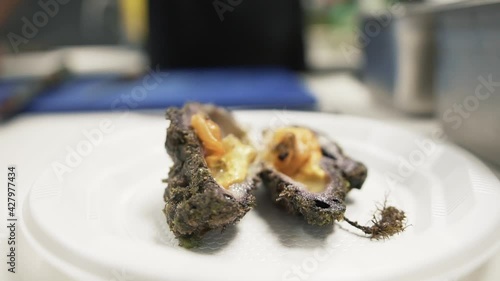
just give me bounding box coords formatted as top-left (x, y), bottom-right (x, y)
top-left (2, 111), bottom-right (499, 281)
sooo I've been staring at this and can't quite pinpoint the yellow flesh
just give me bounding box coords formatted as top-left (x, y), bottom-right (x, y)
top-left (191, 113), bottom-right (256, 189)
top-left (266, 127), bottom-right (328, 193)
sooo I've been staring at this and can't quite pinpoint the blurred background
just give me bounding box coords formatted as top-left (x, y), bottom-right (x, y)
top-left (1, 0), bottom-right (500, 166)
top-left (0, 0), bottom-right (499, 175)
top-left (1, 1), bottom-right (500, 280)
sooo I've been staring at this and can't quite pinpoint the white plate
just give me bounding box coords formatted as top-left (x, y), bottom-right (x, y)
top-left (20, 111), bottom-right (500, 281)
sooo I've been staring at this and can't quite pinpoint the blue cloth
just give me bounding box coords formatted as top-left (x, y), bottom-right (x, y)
top-left (0, 68), bottom-right (316, 112)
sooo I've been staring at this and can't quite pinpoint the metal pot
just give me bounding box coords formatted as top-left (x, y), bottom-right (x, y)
top-left (363, 4), bottom-right (436, 115)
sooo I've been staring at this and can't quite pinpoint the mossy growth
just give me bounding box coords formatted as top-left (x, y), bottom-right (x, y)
top-left (344, 199), bottom-right (408, 240)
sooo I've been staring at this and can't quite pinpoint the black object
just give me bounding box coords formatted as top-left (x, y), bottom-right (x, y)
top-left (148, 0), bottom-right (305, 70)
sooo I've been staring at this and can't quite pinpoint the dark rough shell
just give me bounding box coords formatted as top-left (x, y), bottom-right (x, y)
top-left (318, 134), bottom-right (368, 190)
top-left (164, 104), bottom-right (256, 247)
top-left (259, 128), bottom-right (368, 226)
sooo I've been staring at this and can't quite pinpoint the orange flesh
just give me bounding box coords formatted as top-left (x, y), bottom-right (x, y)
top-left (190, 113), bottom-right (224, 155)
top-left (191, 113), bottom-right (256, 189)
top-left (266, 127), bottom-right (328, 192)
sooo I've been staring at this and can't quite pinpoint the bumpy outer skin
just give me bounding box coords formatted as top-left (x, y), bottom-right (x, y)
top-left (259, 131), bottom-right (368, 226)
top-left (318, 134), bottom-right (368, 190)
top-left (259, 162), bottom-right (349, 226)
top-left (164, 104), bottom-right (256, 247)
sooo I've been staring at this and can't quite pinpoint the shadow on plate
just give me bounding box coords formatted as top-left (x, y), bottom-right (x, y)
top-left (344, 196), bottom-right (355, 205)
top-left (254, 186), bottom-right (334, 248)
top-left (188, 226), bottom-right (238, 254)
